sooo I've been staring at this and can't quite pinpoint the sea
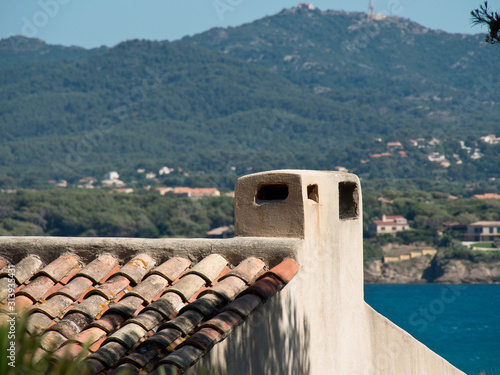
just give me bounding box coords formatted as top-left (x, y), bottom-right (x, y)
top-left (364, 284), bottom-right (500, 375)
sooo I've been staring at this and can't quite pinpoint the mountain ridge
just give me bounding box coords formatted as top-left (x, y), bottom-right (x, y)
top-left (0, 7), bottom-right (498, 189)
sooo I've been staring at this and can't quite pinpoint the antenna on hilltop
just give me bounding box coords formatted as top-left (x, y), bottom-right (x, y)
top-left (369, 0), bottom-right (374, 16)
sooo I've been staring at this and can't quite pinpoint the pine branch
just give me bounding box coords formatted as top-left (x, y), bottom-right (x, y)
top-left (471, 1), bottom-right (500, 44)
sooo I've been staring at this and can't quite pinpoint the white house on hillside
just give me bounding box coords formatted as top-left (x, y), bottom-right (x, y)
top-left (370, 214), bottom-right (411, 236)
top-left (464, 221), bottom-right (500, 242)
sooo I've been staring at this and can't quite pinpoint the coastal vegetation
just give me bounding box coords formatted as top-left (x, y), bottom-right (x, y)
top-left (1, 187), bottom-right (498, 266)
top-left (0, 189), bottom-right (233, 238)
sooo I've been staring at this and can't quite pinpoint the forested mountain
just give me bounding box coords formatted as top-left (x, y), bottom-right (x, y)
top-left (0, 6), bottom-right (498, 189)
top-left (187, 7), bottom-right (498, 104)
top-left (0, 36), bottom-right (104, 69)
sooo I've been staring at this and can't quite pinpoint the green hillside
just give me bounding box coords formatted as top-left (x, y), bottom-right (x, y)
top-left (0, 36), bottom-right (104, 69)
top-left (187, 8), bottom-right (498, 100)
top-left (0, 7), bottom-right (499, 190)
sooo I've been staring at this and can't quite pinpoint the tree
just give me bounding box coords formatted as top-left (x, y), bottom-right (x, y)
top-left (471, 2), bottom-right (500, 44)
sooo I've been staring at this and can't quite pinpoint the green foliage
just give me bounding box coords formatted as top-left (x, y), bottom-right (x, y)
top-left (0, 9), bottom-right (499, 188)
top-left (441, 240), bottom-right (473, 260)
top-left (0, 314), bottom-right (219, 375)
top-left (363, 241), bottom-right (383, 262)
top-left (0, 315), bottom-right (90, 375)
top-left (472, 242), bottom-right (495, 249)
top-left (374, 233), bottom-right (403, 246)
top-left (470, 250), bottom-right (500, 262)
top-left (494, 237), bottom-right (500, 249)
top-left (471, 2), bottom-right (500, 44)
top-left (396, 229), bottom-right (435, 245)
top-left (0, 190), bottom-right (234, 238)
top-left (440, 241), bottom-right (500, 263)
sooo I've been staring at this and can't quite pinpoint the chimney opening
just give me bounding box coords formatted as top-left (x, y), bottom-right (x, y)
top-left (339, 182), bottom-right (359, 220)
top-left (256, 183), bottom-right (289, 203)
top-left (307, 184), bottom-right (319, 203)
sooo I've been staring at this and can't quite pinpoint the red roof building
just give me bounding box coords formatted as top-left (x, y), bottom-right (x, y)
top-left (472, 193), bottom-right (500, 200)
top-left (370, 214), bottom-right (411, 235)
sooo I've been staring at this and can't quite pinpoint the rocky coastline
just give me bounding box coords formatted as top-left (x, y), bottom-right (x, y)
top-left (364, 256), bottom-right (500, 284)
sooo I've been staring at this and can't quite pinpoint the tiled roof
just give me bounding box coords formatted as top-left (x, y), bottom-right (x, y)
top-left (472, 193), bottom-right (500, 200)
top-left (468, 221), bottom-right (500, 226)
top-left (0, 251), bottom-right (299, 374)
top-left (383, 215), bottom-right (405, 220)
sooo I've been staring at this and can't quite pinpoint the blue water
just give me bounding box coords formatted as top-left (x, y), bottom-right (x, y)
top-left (364, 284), bottom-right (500, 375)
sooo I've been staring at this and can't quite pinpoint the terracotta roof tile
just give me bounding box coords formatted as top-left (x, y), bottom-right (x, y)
top-left (87, 341), bottom-right (127, 368)
top-left (118, 346), bottom-right (159, 369)
top-left (105, 295), bottom-right (144, 319)
top-left (52, 342), bottom-right (88, 363)
top-left (179, 293), bottom-right (224, 316)
top-left (265, 258), bottom-right (300, 284)
top-left (50, 276), bottom-right (93, 301)
top-left (112, 253), bottom-right (156, 285)
top-left (0, 256), bottom-right (9, 270)
top-left (127, 309), bottom-right (164, 331)
top-left (88, 312), bottom-right (125, 333)
top-left (238, 274), bottom-right (283, 300)
top-left (59, 268), bottom-right (81, 285)
top-left (47, 311), bottom-right (92, 339)
top-left (84, 357), bottom-right (106, 374)
top-left (40, 330), bottom-right (67, 352)
top-left (2, 249), bottom-right (299, 375)
top-left (220, 257), bottom-right (266, 284)
top-left (84, 275), bottom-right (130, 300)
top-left (72, 254), bottom-right (119, 284)
top-left (26, 311), bottom-right (53, 335)
top-left (0, 278), bottom-right (15, 302)
top-left (16, 275), bottom-right (55, 302)
top-left (47, 263), bottom-right (146, 353)
top-left (147, 257), bottom-right (191, 283)
top-left (67, 295), bottom-right (109, 320)
top-left (149, 364), bottom-right (181, 375)
top-left (31, 294), bottom-right (74, 319)
top-left (125, 274), bottom-right (169, 303)
top-left (182, 254), bottom-right (227, 284)
top-left (200, 275), bottom-right (246, 301)
top-left (71, 326), bottom-right (107, 346)
top-left (104, 322), bottom-right (148, 349)
top-left (0, 255), bottom-right (43, 284)
top-left (179, 327), bottom-right (221, 352)
top-left (222, 293), bottom-right (262, 318)
top-left (167, 274), bottom-right (206, 302)
top-left (42, 282), bottom-right (65, 300)
top-left (159, 309), bottom-right (204, 336)
top-left (13, 295), bottom-right (34, 313)
top-left (200, 310), bottom-right (243, 335)
top-left (109, 363), bottom-right (140, 375)
top-left (156, 344), bottom-right (204, 369)
top-left (89, 336), bottom-right (106, 353)
top-left (35, 254), bottom-right (80, 282)
top-left (138, 328), bottom-right (182, 352)
top-left (86, 341), bottom-right (128, 369)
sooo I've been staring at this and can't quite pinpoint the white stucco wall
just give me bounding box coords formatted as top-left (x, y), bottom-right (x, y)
top-left (199, 170), bottom-right (464, 375)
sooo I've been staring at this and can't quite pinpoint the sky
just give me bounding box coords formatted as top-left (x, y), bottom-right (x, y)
top-left (0, 0), bottom-right (495, 49)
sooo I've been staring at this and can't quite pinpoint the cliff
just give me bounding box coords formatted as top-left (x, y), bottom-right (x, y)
top-left (364, 256), bottom-right (500, 284)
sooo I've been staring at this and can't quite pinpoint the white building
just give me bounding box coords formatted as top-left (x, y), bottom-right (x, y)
top-left (104, 171), bottom-right (119, 180)
top-left (370, 215), bottom-right (411, 236)
top-left (159, 166), bottom-right (174, 175)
